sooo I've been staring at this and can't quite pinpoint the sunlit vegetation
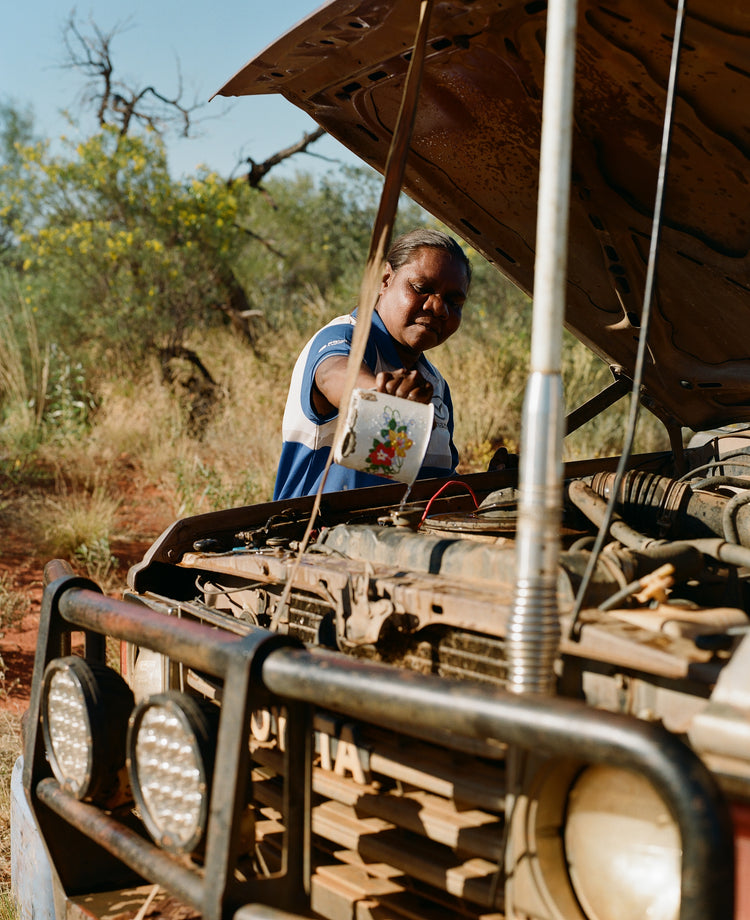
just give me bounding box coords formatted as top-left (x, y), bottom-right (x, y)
top-left (0, 102), bottom-right (669, 568)
top-left (0, 711), bottom-right (20, 911)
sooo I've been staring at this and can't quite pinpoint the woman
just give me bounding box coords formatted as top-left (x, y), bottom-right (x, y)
top-left (273, 228), bottom-right (471, 499)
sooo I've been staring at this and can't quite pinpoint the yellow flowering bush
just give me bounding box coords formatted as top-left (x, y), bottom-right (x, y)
top-left (2, 127), bottom-right (247, 363)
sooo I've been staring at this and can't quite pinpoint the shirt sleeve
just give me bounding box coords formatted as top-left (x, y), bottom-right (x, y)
top-left (299, 319), bottom-right (378, 421)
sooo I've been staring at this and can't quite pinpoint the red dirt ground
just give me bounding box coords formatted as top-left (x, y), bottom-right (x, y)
top-left (0, 462), bottom-right (200, 916)
top-left (0, 464), bottom-right (176, 715)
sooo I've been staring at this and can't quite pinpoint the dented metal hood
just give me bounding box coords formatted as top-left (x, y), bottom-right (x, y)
top-left (218, 0), bottom-right (750, 433)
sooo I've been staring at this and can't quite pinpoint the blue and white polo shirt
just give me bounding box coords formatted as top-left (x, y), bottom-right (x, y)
top-left (273, 310), bottom-right (457, 499)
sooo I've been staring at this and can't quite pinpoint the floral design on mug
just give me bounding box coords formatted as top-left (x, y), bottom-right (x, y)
top-left (365, 407), bottom-right (415, 475)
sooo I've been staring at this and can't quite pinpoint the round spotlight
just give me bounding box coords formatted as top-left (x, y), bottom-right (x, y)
top-left (127, 693), bottom-right (219, 853)
top-left (42, 657), bottom-right (134, 802)
top-left (564, 765), bottom-right (681, 920)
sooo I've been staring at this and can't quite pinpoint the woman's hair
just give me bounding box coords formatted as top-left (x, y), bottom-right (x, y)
top-left (386, 228), bottom-right (472, 285)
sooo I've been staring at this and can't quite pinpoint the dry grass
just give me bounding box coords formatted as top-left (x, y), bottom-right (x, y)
top-left (160, 332), bottom-right (289, 515)
top-left (3, 282), bottom-right (673, 523)
top-left (0, 577), bottom-right (30, 633)
top-left (0, 891), bottom-right (16, 920)
top-left (6, 474), bottom-right (121, 592)
top-left (14, 304), bottom-right (670, 526)
top-left (439, 325), bottom-right (527, 463)
top-left (561, 335), bottom-right (669, 459)
top-left (0, 569), bottom-right (33, 721)
top-left (0, 711), bottom-right (21, 904)
top-left (0, 284), bottom-right (48, 459)
top-left (52, 323), bottom-right (301, 517)
top-left (27, 478), bottom-right (120, 559)
top-left (432, 313), bottom-right (670, 469)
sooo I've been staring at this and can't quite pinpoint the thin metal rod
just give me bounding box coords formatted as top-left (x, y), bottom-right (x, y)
top-left (565, 376), bottom-right (631, 435)
top-left (509, 0), bottom-right (578, 694)
top-left (569, 0), bottom-right (688, 639)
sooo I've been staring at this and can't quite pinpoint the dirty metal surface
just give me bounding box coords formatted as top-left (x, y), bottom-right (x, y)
top-left (67, 887), bottom-right (199, 920)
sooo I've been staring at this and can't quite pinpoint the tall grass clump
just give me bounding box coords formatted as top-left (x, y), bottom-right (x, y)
top-left (439, 277), bottom-right (531, 468)
top-left (161, 323), bottom-right (303, 514)
top-left (0, 271), bottom-right (100, 486)
top-left (64, 319), bottom-right (307, 517)
top-left (0, 271), bottom-right (48, 463)
top-left (0, 574), bottom-right (31, 631)
top-left (562, 333), bottom-right (669, 459)
top-left (27, 476), bottom-right (120, 580)
top-left (0, 711), bottom-right (21, 904)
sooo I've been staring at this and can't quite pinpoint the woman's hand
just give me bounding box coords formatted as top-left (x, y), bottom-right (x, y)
top-left (375, 368), bottom-right (434, 404)
top-left (313, 357), bottom-right (434, 414)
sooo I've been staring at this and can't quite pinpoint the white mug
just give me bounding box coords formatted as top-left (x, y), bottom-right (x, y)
top-left (333, 388), bottom-right (434, 485)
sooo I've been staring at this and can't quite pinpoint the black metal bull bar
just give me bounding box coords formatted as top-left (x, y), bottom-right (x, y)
top-left (24, 561), bottom-right (734, 920)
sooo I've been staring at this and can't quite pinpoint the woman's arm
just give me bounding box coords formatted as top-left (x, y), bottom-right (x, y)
top-left (313, 356), bottom-right (434, 415)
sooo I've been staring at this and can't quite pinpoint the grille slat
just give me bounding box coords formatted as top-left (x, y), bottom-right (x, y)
top-left (249, 717), bottom-right (507, 917)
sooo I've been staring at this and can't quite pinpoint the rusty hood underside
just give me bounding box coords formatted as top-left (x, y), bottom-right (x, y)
top-left (218, 0), bottom-right (750, 432)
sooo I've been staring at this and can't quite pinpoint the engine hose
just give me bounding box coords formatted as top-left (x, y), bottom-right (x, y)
top-left (722, 491), bottom-right (750, 545)
top-left (597, 578), bottom-right (643, 611)
top-left (688, 538), bottom-right (750, 570)
top-left (589, 470), bottom-right (750, 546)
top-left (569, 478), bottom-right (660, 551)
top-left (690, 475), bottom-right (750, 492)
top-left (568, 479), bottom-right (750, 571)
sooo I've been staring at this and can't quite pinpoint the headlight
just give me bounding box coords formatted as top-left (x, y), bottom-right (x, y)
top-left (564, 765), bottom-right (681, 920)
top-left (42, 657), bottom-right (134, 802)
top-left (127, 692), bottom-right (219, 854)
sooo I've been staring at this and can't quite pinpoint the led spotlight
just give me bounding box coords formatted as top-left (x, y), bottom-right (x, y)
top-left (128, 693), bottom-right (219, 853)
top-left (42, 657), bottom-right (134, 802)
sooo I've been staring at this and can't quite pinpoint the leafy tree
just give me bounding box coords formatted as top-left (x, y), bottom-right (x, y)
top-left (4, 126), bottom-right (251, 363)
top-left (0, 100), bottom-right (38, 256)
top-left (0, 100), bottom-right (36, 169)
top-left (0, 14), bottom-right (346, 365)
top-left (232, 166), bottom-right (428, 334)
top-left (3, 129), bottom-right (387, 370)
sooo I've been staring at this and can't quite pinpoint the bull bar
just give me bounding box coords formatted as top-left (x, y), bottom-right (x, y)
top-left (23, 560), bottom-right (734, 920)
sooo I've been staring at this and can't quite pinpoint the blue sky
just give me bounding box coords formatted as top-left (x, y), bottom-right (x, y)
top-left (2, 1), bottom-right (359, 179)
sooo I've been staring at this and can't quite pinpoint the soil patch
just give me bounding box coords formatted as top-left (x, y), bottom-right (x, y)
top-left (0, 463), bottom-right (177, 895)
top-left (0, 464), bottom-right (176, 715)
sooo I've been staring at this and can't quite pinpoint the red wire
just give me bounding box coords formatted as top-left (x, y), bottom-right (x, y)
top-left (418, 480), bottom-right (479, 528)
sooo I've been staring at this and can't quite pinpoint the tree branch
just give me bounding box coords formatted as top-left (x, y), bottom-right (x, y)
top-left (229, 127), bottom-right (327, 190)
top-left (61, 14), bottom-right (204, 138)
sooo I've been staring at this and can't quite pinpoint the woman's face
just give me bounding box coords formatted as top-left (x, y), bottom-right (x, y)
top-left (377, 247), bottom-right (469, 363)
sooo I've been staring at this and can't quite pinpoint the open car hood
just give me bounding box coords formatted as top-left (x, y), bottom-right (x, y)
top-left (218, 0), bottom-right (750, 432)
